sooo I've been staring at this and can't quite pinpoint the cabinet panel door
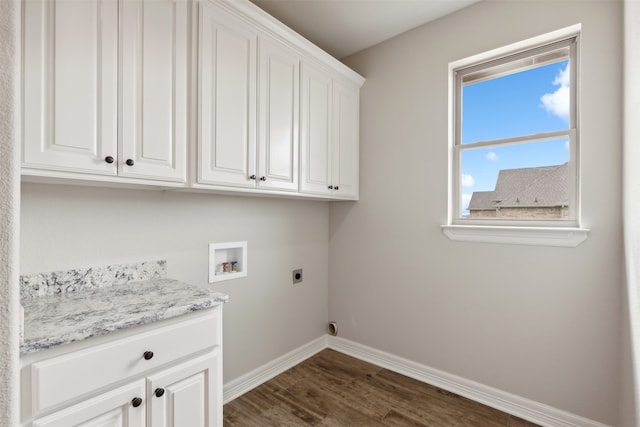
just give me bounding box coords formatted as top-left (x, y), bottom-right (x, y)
top-left (198, 2), bottom-right (257, 187)
top-left (300, 63), bottom-right (332, 195)
top-left (22, 0), bottom-right (118, 174)
top-left (148, 352), bottom-right (221, 427)
top-left (32, 380), bottom-right (145, 427)
top-left (257, 37), bottom-right (299, 191)
top-left (332, 81), bottom-right (359, 199)
top-left (119, 0), bottom-right (188, 182)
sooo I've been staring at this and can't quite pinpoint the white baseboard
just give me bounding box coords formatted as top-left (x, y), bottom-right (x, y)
top-left (222, 335), bottom-right (328, 404)
top-left (327, 336), bottom-right (611, 427)
top-left (222, 335), bottom-right (611, 427)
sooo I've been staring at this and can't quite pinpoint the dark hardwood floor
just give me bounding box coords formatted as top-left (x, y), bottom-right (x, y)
top-left (224, 349), bottom-right (541, 426)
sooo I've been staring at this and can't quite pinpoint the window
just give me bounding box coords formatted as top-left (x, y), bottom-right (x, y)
top-left (444, 28), bottom-right (588, 246)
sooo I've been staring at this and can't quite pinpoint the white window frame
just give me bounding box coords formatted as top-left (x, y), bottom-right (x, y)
top-left (442, 25), bottom-right (589, 247)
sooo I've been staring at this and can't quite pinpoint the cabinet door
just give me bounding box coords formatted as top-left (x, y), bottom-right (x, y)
top-left (331, 81), bottom-right (360, 199)
top-left (198, 2), bottom-right (257, 188)
top-left (257, 36), bottom-right (299, 191)
top-left (32, 380), bottom-right (146, 427)
top-left (300, 63), bottom-right (332, 196)
top-left (119, 0), bottom-right (189, 182)
top-left (148, 352), bottom-right (221, 427)
top-left (22, 0), bottom-right (118, 175)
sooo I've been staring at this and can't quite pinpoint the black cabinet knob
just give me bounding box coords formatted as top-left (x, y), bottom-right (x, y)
top-left (131, 397), bottom-right (143, 408)
top-left (259, 176), bottom-right (266, 181)
top-left (154, 388), bottom-right (165, 398)
top-left (334, 186), bottom-right (339, 190)
top-left (249, 175), bottom-right (257, 180)
top-left (104, 156), bottom-right (114, 164)
top-left (328, 185), bottom-right (333, 190)
top-left (143, 351), bottom-right (154, 360)
top-left (125, 159), bottom-right (135, 166)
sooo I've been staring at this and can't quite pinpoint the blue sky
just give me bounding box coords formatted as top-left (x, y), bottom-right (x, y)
top-left (460, 59), bottom-right (570, 213)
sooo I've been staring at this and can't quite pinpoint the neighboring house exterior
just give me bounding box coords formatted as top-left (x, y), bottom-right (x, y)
top-left (467, 163), bottom-right (569, 219)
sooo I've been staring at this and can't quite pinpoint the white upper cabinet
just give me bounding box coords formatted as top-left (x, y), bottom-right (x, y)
top-left (196, 0), bottom-right (363, 199)
top-left (300, 63), bottom-right (360, 199)
top-left (22, 0), bottom-right (189, 184)
top-left (300, 62), bottom-right (332, 196)
top-left (197, 2), bottom-right (257, 188)
top-left (22, 0), bottom-right (364, 197)
top-left (331, 80), bottom-right (360, 199)
top-left (23, 0), bottom-right (119, 175)
top-left (197, 2), bottom-right (300, 192)
top-left (257, 36), bottom-right (300, 191)
top-left (119, 0), bottom-right (189, 182)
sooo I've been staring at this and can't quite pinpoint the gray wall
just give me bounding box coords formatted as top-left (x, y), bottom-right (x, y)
top-left (20, 184), bottom-right (330, 382)
top-left (331, 0), bottom-right (623, 424)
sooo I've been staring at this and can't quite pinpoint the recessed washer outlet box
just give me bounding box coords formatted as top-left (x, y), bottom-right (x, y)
top-left (292, 269), bottom-right (303, 284)
top-left (209, 241), bottom-right (247, 283)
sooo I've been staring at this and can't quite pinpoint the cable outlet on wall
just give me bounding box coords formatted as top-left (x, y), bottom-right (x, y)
top-left (292, 269), bottom-right (303, 284)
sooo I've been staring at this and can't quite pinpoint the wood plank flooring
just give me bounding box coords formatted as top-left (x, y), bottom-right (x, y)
top-left (224, 349), bottom-right (541, 426)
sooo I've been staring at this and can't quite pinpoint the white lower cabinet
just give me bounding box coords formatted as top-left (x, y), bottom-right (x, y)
top-left (32, 380), bottom-right (147, 427)
top-left (22, 309), bottom-right (223, 427)
top-left (33, 355), bottom-right (219, 427)
top-left (148, 353), bottom-right (220, 427)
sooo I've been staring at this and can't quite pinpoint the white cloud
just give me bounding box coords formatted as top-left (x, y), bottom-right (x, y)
top-left (486, 151), bottom-right (499, 161)
top-left (541, 64), bottom-right (570, 123)
top-left (461, 173), bottom-right (475, 188)
top-left (554, 64), bottom-right (570, 87)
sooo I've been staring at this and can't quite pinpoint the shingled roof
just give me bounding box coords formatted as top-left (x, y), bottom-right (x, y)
top-left (468, 163), bottom-right (568, 210)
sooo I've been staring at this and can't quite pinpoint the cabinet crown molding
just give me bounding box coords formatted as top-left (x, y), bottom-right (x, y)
top-left (208, 0), bottom-right (366, 87)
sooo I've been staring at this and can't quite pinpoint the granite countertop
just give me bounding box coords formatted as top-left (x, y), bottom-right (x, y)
top-left (20, 261), bottom-right (228, 355)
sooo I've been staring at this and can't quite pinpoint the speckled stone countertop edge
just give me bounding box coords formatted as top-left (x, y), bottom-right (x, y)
top-left (20, 277), bottom-right (229, 356)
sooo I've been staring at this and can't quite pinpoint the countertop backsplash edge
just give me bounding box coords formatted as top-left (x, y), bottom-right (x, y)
top-left (20, 260), bottom-right (167, 299)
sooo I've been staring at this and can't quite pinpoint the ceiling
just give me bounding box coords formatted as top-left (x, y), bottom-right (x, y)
top-left (248, 0), bottom-right (481, 59)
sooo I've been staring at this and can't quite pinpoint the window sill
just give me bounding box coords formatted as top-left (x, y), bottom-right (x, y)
top-left (440, 225), bottom-right (589, 247)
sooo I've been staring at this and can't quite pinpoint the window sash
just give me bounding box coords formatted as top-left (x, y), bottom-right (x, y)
top-left (453, 130), bottom-right (577, 226)
top-left (451, 36), bottom-right (579, 226)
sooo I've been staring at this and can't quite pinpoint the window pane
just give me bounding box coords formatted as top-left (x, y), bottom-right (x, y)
top-left (460, 139), bottom-right (570, 219)
top-left (461, 60), bottom-right (570, 144)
